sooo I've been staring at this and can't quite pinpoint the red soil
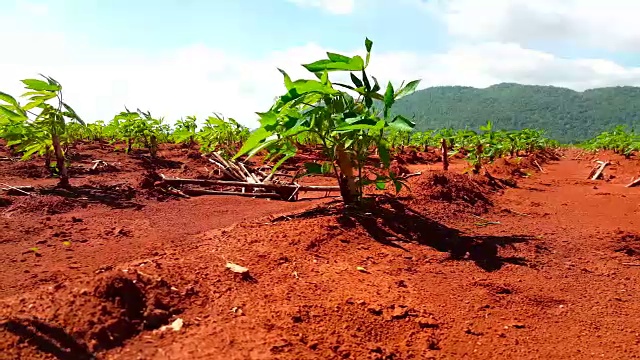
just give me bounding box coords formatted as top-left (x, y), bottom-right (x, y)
top-left (1, 146), bottom-right (640, 359)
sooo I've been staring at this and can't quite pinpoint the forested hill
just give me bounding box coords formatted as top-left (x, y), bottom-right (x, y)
top-left (392, 83), bottom-right (640, 143)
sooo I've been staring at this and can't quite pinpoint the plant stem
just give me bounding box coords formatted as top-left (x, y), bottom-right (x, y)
top-left (52, 133), bottom-right (69, 187)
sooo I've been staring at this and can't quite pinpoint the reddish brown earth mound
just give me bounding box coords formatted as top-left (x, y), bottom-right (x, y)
top-left (0, 268), bottom-right (184, 358)
top-left (410, 171), bottom-right (493, 214)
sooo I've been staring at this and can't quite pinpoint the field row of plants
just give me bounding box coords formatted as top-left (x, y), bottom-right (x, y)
top-left (580, 125), bottom-right (640, 157)
top-left (1, 37), bottom-right (615, 204)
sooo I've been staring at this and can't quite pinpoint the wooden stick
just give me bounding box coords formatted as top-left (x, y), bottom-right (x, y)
top-left (533, 160), bottom-right (546, 173)
top-left (589, 161), bottom-right (609, 180)
top-left (91, 159), bottom-right (109, 170)
top-left (0, 183), bottom-right (35, 196)
top-left (160, 175), bottom-right (340, 192)
top-left (626, 176), bottom-right (640, 188)
top-left (181, 188), bottom-right (282, 199)
top-left (239, 162), bottom-right (260, 183)
top-left (441, 138), bottom-right (449, 171)
top-left (163, 186), bottom-right (190, 198)
top-left (215, 153), bottom-right (246, 180)
top-left (400, 172), bottom-right (422, 179)
top-left (572, 151), bottom-right (585, 160)
top-left (208, 159), bottom-right (241, 181)
top-left (210, 153), bottom-right (243, 180)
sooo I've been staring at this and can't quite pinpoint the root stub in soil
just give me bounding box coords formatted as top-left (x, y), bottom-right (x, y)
top-left (0, 269), bottom-right (183, 358)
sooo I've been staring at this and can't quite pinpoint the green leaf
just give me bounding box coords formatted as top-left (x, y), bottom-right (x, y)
top-left (395, 79), bottom-right (420, 99)
top-left (383, 81), bottom-right (395, 116)
top-left (320, 70), bottom-right (329, 85)
top-left (278, 68), bottom-right (294, 90)
top-left (234, 127), bottom-right (273, 159)
top-left (21, 79), bottom-right (60, 91)
top-left (365, 38), bottom-right (373, 66)
top-left (362, 70), bottom-right (371, 92)
top-left (257, 111), bottom-right (278, 128)
top-left (371, 76), bottom-right (381, 93)
top-left (62, 102), bottom-right (84, 125)
top-left (0, 91), bottom-right (19, 108)
top-left (321, 162), bottom-right (333, 174)
top-left (271, 152), bottom-right (295, 173)
top-left (326, 52), bottom-right (352, 63)
top-left (389, 115), bottom-right (415, 132)
top-left (302, 55), bottom-right (365, 72)
top-left (375, 175), bottom-right (386, 190)
top-left (394, 179), bottom-right (404, 193)
top-left (378, 141), bottom-right (390, 167)
top-left (0, 106), bottom-right (22, 119)
top-left (350, 73), bottom-right (363, 88)
top-left (280, 79), bottom-right (337, 104)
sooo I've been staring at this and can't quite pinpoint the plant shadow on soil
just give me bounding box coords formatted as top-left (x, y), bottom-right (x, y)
top-left (291, 197), bottom-right (532, 272)
top-left (2, 318), bottom-right (94, 360)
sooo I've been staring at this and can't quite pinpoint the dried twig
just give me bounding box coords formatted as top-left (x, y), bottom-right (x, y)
top-left (471, 214), bottom-right (501, 227)
top-left (533, 160), bottom-right (546, 173)
top-left (588, 160), bottom-right (609, 180)
top-left (626, 176), bottom-right (640, 188)
top-left (182, 188), bottom-right (281, 198)
top-left (400, 172), bottom-right (422, 179)
top-left (0, 183), bottom-right (35, 196)
top-left (160, 175), bottom-right (340, 192)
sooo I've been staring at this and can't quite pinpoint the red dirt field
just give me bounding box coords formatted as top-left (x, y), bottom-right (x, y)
top-left (1, 145), bottom-right (640, 359)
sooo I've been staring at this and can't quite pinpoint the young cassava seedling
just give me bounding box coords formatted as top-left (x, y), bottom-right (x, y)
top-left (234, 38), bottom-right (420, 205)
top-left (0, 75), bottom-right (84, 187)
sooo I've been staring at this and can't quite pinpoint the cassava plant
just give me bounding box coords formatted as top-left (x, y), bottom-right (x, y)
top-left (113, 108), bottom-right (164, 157)
top-left (197, 113), bottom-right (249, 158)
top-left (0, 75), bottom-right (84, 187)
top-left (234, 38), bottom-right (420, 205)
top-left (174, 116), bottom-right (198, 148)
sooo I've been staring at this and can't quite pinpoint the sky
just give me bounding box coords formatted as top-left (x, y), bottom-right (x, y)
top-left (2, 0), bottom-right (640, 127)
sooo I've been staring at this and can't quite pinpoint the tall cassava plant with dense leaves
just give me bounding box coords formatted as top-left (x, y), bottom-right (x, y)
top-left (0, 75), bottom-right (84, 187)
top-left (234, 38), bottom-right (420, 205)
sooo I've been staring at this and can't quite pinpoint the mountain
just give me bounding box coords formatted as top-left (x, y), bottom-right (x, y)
top-left (392, 83), bottom-right (640, 143)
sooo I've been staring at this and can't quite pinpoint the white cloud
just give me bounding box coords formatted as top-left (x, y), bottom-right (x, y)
top-left (3, 1), bottom-right (640, 129)
top-left (3, 39), bottom-right (639, 129)
top-left (428, 0), bottom-right (640, 51)
top-left (286, 0), bottom-right (355, 14)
